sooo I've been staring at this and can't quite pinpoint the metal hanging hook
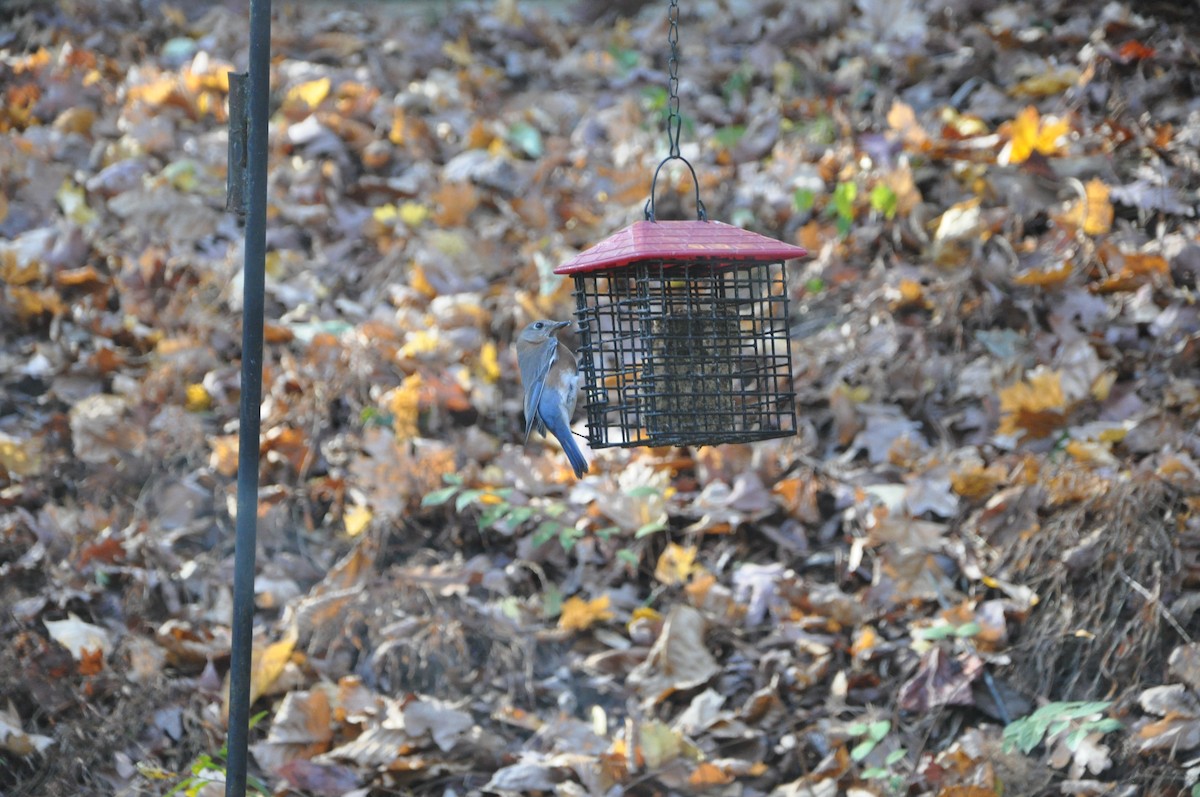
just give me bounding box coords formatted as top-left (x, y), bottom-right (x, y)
top-left (644, 0), bottom-right (707, 223)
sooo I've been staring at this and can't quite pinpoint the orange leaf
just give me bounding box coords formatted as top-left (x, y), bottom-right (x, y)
top-left (998, 370), bottom-right (1068, 439)
top-left (688, 762), bottom-right (734, 787)
top-left (1000, 106), bottom-right (1070, 165)
top-left (887, 100), bottom-right (930, 151)
top-left (432, 181), bottom-right (480, 227)
top-left (1058, 178), bottom-right (1112, 235)
top-left (950, 464), bottom-right (1007, 500)
top-left (1116, 40), bottom-right (1155, 62)
top-left (1014, 261), bottom-right (1073, 288)
top-left (559, 594), bottom-right (613, 631)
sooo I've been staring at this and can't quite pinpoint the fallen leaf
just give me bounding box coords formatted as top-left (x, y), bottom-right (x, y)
top-left (999, 106), bottom-right (1070, 165)
top-left (997, 369), bottom-right (1068, 439)
top-left (559, 594), bottom-right (614, 631)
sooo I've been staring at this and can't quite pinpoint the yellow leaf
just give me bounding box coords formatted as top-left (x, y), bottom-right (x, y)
top-left (372, 203), bottom-right (398, 224)
top-left (478, 341), bottom-right (501, 384)
top-left (223, 627), bottom-right (298, 718)
top-left (344, 504), bottom-right (372, 537)
top-left (559, 594), bottom-right (613, 631)
top-left (997, 369), bottom-right (1068, 438)
top-left (135, 761), bottom-right (178, 780)
top-left (999, 106), bottom-right (1070, 165)
top-left (1010, 66), bottom-right (1082, 97)
top-left (640, 720), bottom-right (685, 768)
top-left (184, 383), bottom-right (212, 412)
top-left (442, 34), bottom-right (473, 67)
top-left (388, 373), bottom-right (424, 440)
top-left (285, 77), bottom-right (331, 112)
top-left (398, 201), bottom-right (430, 227)
top-left (1059, 178), bottom-right (1112, 235)
top-left (56, 180), bottom-right (96, 225)
top-left (409, 262), bottom-right (436, 297)
top-left (655, 543), bottom-right (698, 586)
top-left (400, 329), bottom-right (441, 359)
top-left (630, 606), bottom-right (662, 624)
top-left (0, 434), bottom-right (41, 477)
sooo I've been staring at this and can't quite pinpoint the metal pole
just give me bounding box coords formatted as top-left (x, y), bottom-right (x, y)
top-left (225, 0), bottom-right (271, 793)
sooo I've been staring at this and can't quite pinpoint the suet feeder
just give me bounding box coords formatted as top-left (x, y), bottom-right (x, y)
top-left (555, 219), bottom-right (806, 450)
top-left (552, 0), bottom-right (808, 450)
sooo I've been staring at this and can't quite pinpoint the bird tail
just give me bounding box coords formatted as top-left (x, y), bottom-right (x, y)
top-left (552, 425), bottom-right (589, 478)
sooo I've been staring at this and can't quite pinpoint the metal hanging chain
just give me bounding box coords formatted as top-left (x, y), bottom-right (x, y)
top-left (665, 0), bottom-right (682, 158)
top-left (645, 0), bottom-right (707, 223)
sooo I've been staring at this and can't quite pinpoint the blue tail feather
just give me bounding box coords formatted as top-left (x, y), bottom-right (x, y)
top-left (544, 416), bottom-right (588, 478)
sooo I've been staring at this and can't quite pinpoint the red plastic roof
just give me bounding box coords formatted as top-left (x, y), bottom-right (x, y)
top-left (553, 220), bottom-right (808, 275)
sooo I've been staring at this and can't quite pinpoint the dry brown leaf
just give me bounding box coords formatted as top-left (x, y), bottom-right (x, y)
top-left (997, 370), bottom-right (1068, 439)
top-left (628, 605), bottom-right (720, 703)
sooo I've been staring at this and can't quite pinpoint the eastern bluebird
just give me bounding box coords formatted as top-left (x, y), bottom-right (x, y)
top-left (516, 319), bottom-right (588, 478)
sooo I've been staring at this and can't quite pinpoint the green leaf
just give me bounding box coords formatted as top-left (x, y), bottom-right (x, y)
top-left (917, 624), bottom-right (957, 641)
top-left (479, 504), bottom-right (509, 528)
top-left (559, 526), bottom-right (584, 551)
top-left (507, 122), bottom-right (543, 159)
top-left (846, 722), bottom-right (869, 737)
top-left (542, 584), bottom-right (563, 618)
top-left (595, 526), bottom-right (620, 540)
top-left (793, 188), bottom-right (816, 212)
top-left (625, 485), bottom-right (660, 499)
top-left (421, 486), bottom-right (458, 507)
top-left (544, 502), bottom-right (568, 518)
top-left (869, 183), bottom-right (898, 219)
top-left (850, 739), bottom-right (877, 762)
top-left (832, 181), bottom-right (857, 220)
top-left (607, 45), bottom-right (639, 72)
top-left (867, 720), bottom-right (890, 742)
top-left (953, 621), bottom-right (982, 637)
top-left (443, 473), bottom-right (464, 486)
top-left (1066, 726), bottom-right (1088, 751)
top-left (507, 506), bottom-right (535, 526)
top-left (861, 767), bottom-right (888, 779)
top-left (455, 489), bottom-right (483, 513)
top-left (885, 748), bottom-right (906, 765)
top-left (1085, 718), bottom-right (1124, 735)
top-left (713, 125), bottom-right (746, 149)
top-left (635, 520), bottom-right (668, 538)
top-left (616, 548), bottom-right (640, 567)
top-left (531, 521), bottom-right (559, 548)
top-left (804, 277), bottom-right (825, 293)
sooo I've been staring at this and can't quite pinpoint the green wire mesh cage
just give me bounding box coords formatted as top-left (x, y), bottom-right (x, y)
top-left (554, 220), bottom-right (806, 449)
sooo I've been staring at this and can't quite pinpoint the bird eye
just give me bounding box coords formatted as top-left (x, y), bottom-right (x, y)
top-left (534, 322), bottom-right (544, 329)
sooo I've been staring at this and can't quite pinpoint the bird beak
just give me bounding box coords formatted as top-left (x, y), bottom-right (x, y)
top-left (552, 320), bottom-right (572, 331)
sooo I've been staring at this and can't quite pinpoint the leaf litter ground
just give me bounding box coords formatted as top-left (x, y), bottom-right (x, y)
top-left (2, 0), bottom-right (1200, 795)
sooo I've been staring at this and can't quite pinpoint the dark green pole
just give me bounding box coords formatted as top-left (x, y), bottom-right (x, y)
top-left (225, 0), bottom-right (271, 793)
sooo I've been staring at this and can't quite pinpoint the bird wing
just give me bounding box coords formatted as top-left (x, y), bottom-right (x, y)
top-left (520, 339), bottom-right (556, 443)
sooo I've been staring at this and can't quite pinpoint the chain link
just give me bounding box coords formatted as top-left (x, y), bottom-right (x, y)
top-left (666, 0), bottom-right (681, 157)
top-left (645, 0), bottom-right (705, 221)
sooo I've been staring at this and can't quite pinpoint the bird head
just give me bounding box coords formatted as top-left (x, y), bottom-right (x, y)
top-left (517, 319), bottom-right (572, 346)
